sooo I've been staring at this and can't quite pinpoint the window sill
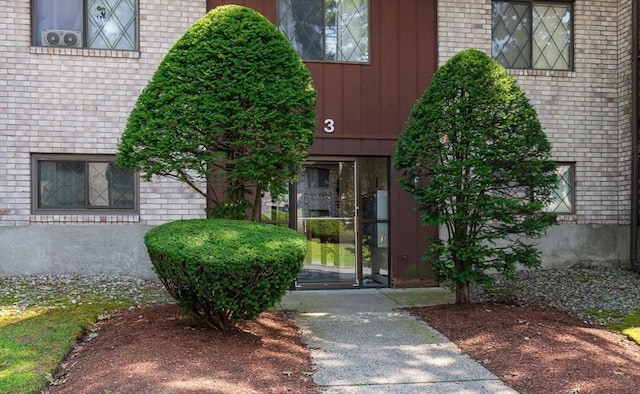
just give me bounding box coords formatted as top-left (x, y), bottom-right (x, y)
top-left (506, 68), bottom-right (577, 78)
top-left (303, 59), bottom-right (371, 66)
top-left (555, 213), bottom-right (577, 223)
top-left (30, 214), bottom-right (140, 224)
top-left (30, 46), bottom-right (140, 59)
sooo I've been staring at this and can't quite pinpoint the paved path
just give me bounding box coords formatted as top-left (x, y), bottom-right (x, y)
top-left (279, 288), bottom-right (518, 393)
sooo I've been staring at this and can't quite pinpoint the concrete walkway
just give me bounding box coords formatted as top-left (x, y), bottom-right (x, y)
top-left (279, 288), bottom-right (517, 393)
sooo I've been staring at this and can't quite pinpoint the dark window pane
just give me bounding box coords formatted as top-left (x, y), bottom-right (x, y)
top-left (279, 0), bottom-right (324, 61)
top-left (39, 161), bottom-right (86, 208)
top-left (307, 167), bottom-right (330, 187)
top-left (310, 209), bottom-right (330, 217)
top-left (106, 163), bottom-right (135, 207)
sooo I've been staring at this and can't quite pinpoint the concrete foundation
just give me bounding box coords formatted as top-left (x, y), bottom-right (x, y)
top-left (538, 223), bottom-right (630, 269)
top-left (0, 225), bottom-right (157, 279)
top-left (0, 223), bottom-right (631, 280)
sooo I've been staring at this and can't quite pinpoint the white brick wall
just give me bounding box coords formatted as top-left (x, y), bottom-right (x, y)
top-left (437, 0), bottom-right (633, 225)
top-left (437, 0), bottom-right (492, 61)
top-left (0, 1), bottom-right (207, 227)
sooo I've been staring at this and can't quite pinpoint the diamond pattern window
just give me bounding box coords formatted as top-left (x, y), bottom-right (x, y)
top-left (492, 1), bottom-right (572, 70)
top-left (545, 163), bottom-right (574, 213)
top-left (278, 0), bottom-right (369, 63)
top-left (33, 155), bottom-right (136, 212)
top-left (33, 0), bottom-right (138, 50)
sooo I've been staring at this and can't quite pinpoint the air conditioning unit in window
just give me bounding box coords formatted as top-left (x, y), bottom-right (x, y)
top-left (41, 30), bottom-right (82, 48)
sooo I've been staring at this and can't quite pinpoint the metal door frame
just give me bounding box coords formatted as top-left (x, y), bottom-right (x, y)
top-left (293, 157), bottom-right (360, 289)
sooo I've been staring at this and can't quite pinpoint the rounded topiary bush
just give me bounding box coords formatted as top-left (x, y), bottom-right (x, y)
top-left (145, 219), bottom-right (307, 330)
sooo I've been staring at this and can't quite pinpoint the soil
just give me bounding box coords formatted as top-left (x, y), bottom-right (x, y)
top-left (46, 302), bottom-right (640, 394)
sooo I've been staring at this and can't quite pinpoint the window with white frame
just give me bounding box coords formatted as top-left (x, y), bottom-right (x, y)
top-left (32, 155), bottom-right (137, 213)
top-left (32, 0), bottom-right (138, 50)
top-left (492, 0), bottom-right (572, 70)
top-left (278, 0), bottom-right (369, 63)
top-left (545, 163), bottom-right (574, 213)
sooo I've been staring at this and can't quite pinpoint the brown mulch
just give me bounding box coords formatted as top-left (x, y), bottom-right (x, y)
top-left (409, 302), bottom-right (640, 394)
top-left (46, 304), bottom-right (319, 394)
top-left (46, 302), bottom-right (640, 394)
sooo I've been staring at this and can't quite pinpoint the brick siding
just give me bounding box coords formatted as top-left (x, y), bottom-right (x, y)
top-left (0, 1), bottom-right (207, 227)
top-left (437, 0), bottom-right (633, 225)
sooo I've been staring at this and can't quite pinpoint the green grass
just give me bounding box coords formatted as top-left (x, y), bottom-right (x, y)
top-left (0, 296), bottom-right (135, 393)
top-left (582, 308), bottom-right (640, 345)
top-left (606, 309), bottom-right (640, 345)
top-left (0, 275), bottom-right (171, 394)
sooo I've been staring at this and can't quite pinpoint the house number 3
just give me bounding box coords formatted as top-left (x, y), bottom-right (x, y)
top-left (323, 119), bottom-right (335, 133)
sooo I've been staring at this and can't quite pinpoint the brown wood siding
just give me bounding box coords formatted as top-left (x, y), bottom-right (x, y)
top-left (206, 0), bottom-right (437, 139)
top-left (206, 0), bottom-right (438, 286)
top-left (207, 0), bottom-right (276, 19)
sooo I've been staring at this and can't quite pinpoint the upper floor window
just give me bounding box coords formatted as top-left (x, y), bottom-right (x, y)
top-left (32, 0), bottom-right (138, 50)
top-left (32, 154), bottom-right (137, 213)
top-left (278, 0), bottom-right (369, 63)
top-left (492, 1), bottom-right (572, 70)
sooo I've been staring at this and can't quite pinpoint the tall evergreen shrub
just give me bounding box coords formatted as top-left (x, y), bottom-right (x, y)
top-left (117, 5), bottom-right (316, 220)
top-left (394, 49), bottom-right (558, 303)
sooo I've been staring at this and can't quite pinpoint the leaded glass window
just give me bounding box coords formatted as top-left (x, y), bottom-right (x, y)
top-left (492, 1), bottom-right (572, 70)
top-left (35, 156), bottom-right (136, 212)
top-left (278, 0), bottom-right (369, 63)
top-left (545, 163), bottom-right (574, 213)
top-left (32, 0), bottom-right (138, 50)
top-left (87, 0), bottom-right (137, 49)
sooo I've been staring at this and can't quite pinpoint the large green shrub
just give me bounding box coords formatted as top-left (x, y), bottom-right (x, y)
top-left (393, 49), bottom-right (557, 304)
top-left (117, 5), bottom-right (316, 220)
top-left (144, 219), bottom-right (307, 330)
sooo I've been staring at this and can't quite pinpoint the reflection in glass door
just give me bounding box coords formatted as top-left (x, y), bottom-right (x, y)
top-left (260, 157), bottom-right (390, 288)
top-left (295, 161), bottom-right (357, 287)
top-left (360, 157), bottom-right (389, 287)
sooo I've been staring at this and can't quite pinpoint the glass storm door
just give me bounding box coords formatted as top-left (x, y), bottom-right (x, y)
top-left (360, 157), bottom-right (390, 287)
top-left (295, 160), bottom-right (357, 287)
